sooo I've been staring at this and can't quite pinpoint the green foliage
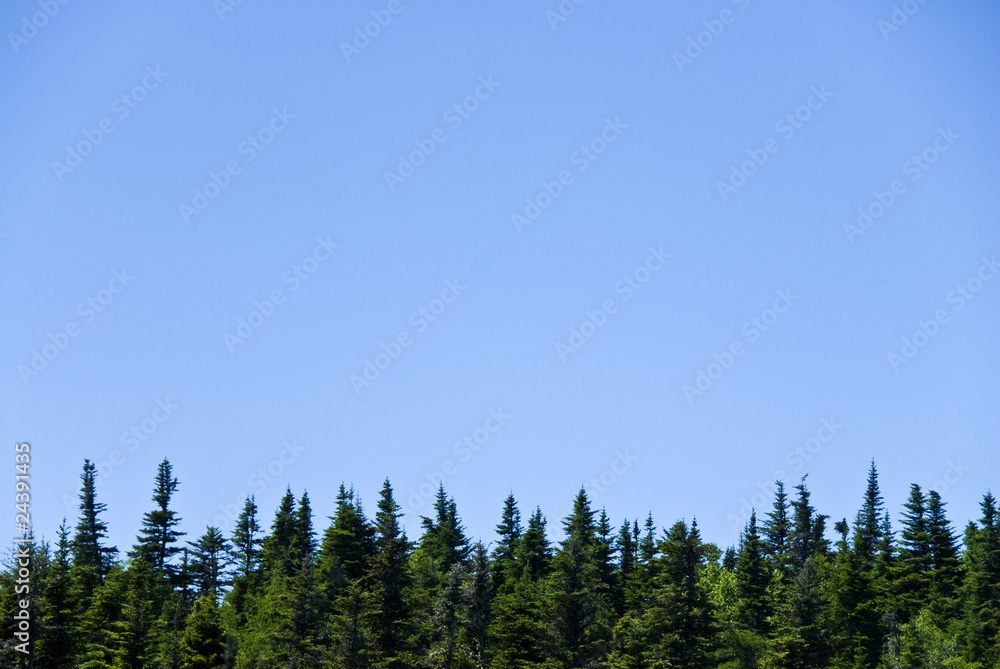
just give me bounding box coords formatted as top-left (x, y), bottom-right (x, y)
top-left (10, 459), bottom-right (1000, 667)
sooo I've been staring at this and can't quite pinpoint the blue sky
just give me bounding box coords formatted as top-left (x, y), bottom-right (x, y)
top-left (2, 1), bottom-right (997, 556)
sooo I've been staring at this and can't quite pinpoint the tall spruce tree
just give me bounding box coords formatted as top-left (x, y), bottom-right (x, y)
top-left (519, 506), bottom-right (551, 580)
top-left (852, 460), bottom-right (885, 569)
top-left (491, 493), bottom-right (522, 595)
top-left (763, 480), bottom-right (792, 574)
top-left (366, 478), bottom-right (413, 667)
top-left (131, 458), bottom-right (185, 581)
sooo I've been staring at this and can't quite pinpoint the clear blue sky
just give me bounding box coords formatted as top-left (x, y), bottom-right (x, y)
top-left (2, 1), bottom-right (997, 555)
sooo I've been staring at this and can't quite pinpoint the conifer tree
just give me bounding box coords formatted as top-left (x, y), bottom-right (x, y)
top-left (852, 460), bottom-right (884, 569)
top-left (188, 526), bottom-right (230, 602)
top-left (958, 492), bottom-right (1000, 664)
top-left (131, 458), bottom-right (185, 581)
top-left (419, 484), bottom-right (470, 579)
top-left (925, 490), bottom-right (960, 611)
top-left (261, 487), bottom-right (298, 575)
top-left (319, 484), bottom-right (375, 588)
top-left (763, 480), bottom-right (792, 574)
top-left (462, 542), bottom-right (491, 668)
top-left (735, 511), bottom-right (771, 635)
top-left (519, 506), bottom-right (551, 580)
top-left (230, 495), bottom-right (263, 580)
top-left (72, 460), bottom-right (117, 583)
top-left (491, 493), bottom-right (522, 594)
top-left (896, 484), bottom-right (931, 620)
top-left (365, 478), bottom-right (413, 667)
top-left (180, 595), bottom-right (225, 668)
top-left (790, 476), bottom-right (818, 569)
top-left (35, 521), bottom-right (76, 666)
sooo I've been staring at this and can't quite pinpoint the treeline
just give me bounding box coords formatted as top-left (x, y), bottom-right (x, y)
top-left (1, 459), bottom-right (998, 668)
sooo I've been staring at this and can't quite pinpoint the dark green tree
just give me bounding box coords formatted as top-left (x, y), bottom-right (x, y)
top-left (130, 458), bottom-right (185, 581)
top-left (180, 595), bottom-right (225, 668)
top-left (365, 478), bottom-right (413, 668)
top-left (490, 493), bottom-right (522, 594)
top-left (188, 526), bottom-right (230, 602)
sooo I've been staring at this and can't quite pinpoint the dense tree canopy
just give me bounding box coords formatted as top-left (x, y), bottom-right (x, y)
top-left (1, 459), bottom-right (997, 667)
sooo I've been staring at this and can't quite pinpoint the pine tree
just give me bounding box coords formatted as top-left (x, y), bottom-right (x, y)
top-left (294, 490), bottom-right (317, 560)
top-left (261, 487), bottom-right (298, 575)
top-left (365, 478), bottom-right (413, 668)
top-left (896, 483), bottom-right (931, 620)
top-left (35, 521), bottom-right (76, 666)
top-left (419, 484), bottom-right (470, 581)
top-left (790, 477), bottom-right (817, 570)
top-left (852, 460), bottom-right (884, 569)
top-left (958, 492), bottom-right (1000, 665)
top-left (229, 496), bottom-right (263, 580)
top-left (188, 526), bottom-right (230, 601)
top-left (180, 595), bottom-right (225, 668)
top-left (615, 518), bottom-right (636, 615)
top-left (71, 460), bottom-right (117, 586)
top-left (519, 506), bottom-right (551, 580)
top-left (486, 571), bottom-right (555, 666)
top-left (925, 490), bottom-right (961, 613)
top-left (131, 458), bottom-right (185, 582)
top-left (735, 511), bottom-right (771, 635)
top-left (462, 542), bottom-right (491, 668)
top-left (319, 484), bottom-right (375, 589)
top-left (491, 493), bottom-right (522, 594)
top-left (429, 563), bottom-right (464, 668)
top-left (763, 480), bottom-right (792, 575)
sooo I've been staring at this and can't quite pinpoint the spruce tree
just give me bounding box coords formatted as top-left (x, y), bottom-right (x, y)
top-left (35, 521), bottom-right (76, 666)
top-left (852, 460), bottom-right (884, 569)
top-left (180, 595), bottom-right (225, 668)
top-left (896, 483), bottom-right (931, 619)
top-left (229, 495), bottom-right (263, 580)
top-left (763, 480), bottom-right (792, 575)
top-left (319, 484), bottom-right (375, 588)
top-left (188, 526), bottom-right (230, 602)
top-left (519, 506), bottom-right (551, 580)
top-left (419, 484), bottom-right (470, 579)
top-left (462, 542), bottom-right (491, 668)
top-left (365, 478), bottom-right (413, 667)
top-left (131, 458), bottom-right (185, 581)
top-left (735, 511), bottom-right (771, 635)
top-left (491, 493), bottom-right (522, 594)
top-left (925, 490), bottom-right (960, 612)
